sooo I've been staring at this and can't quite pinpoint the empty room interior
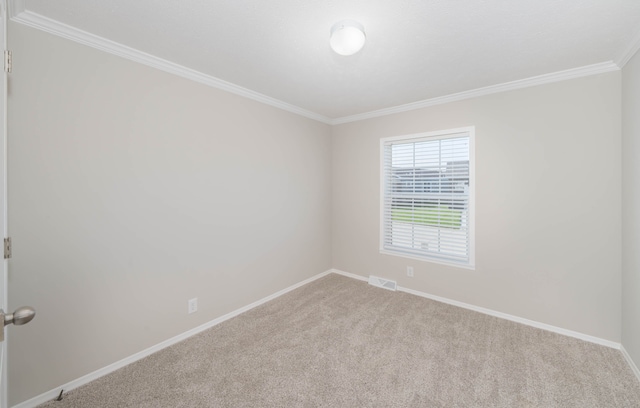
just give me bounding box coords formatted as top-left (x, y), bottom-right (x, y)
top-left (2, 0), bottom-right (640, 407)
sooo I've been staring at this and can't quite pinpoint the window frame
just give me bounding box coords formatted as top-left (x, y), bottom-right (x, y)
top-left (379, 127), bottom-right (476, 270)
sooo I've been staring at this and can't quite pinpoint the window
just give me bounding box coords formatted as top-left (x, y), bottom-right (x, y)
top-left (380, 127), bottom-right (475, 268)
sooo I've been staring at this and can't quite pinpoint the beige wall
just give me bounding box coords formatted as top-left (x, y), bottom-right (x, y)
top-left (622, 49), bottom-right (640, 370)
top-left (6, 17), bottom-right (632, 407)
top-left (332, 73), bottom-right (622, 342)
top-left (7, 23), bottom-right (332, 405)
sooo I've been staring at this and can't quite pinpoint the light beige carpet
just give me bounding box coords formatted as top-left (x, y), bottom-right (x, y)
top-left (38, 274), bottom-right (640, 407)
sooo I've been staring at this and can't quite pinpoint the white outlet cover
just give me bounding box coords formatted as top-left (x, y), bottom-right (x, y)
top-left (188, 298), bottom-right (198, 314)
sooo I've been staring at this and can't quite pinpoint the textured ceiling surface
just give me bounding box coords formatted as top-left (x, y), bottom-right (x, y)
top-left (20, 0), bottom-right (640, 119)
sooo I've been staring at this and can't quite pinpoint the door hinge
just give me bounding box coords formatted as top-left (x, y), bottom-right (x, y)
top-left (4, 50), bottom-right (12, 73)
top-left (4, 237), bottom-right (11, 259)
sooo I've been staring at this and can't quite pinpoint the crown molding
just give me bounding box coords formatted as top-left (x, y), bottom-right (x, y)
top-left (9, 7), bottom-right (333, 125)
top-left (7, 3), bottom-right (626, 127)
top-left (331, 61), bottom-right (620, 125)
top-left (616, 23), bottom-right (640, 68)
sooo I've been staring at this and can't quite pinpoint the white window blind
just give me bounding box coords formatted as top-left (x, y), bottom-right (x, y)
top-left (380, 128), bottom-right (474, 267)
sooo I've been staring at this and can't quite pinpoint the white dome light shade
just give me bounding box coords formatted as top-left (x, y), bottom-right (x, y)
top-left (330, 20), bottom-right (366, 56)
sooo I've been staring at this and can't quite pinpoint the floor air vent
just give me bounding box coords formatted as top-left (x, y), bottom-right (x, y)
top-left (368, 275), bottom-right (397, 291)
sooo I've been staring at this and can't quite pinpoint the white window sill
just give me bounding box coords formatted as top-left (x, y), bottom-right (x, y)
top-left (379, 249), bottom-right (476, 271)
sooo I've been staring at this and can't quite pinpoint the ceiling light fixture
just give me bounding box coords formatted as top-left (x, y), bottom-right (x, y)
top-left (330, 20), bottom-right (366, 56)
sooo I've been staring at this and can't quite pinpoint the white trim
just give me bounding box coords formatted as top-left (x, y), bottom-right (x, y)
top-left (378, 249), bottom-right (475, 270)
top-left (616, 24), bottom-right (640, 68)
top-left (8, 5), bottom-right (624, 127)
top-left (11, 269), bottom-right (333, 408)
top-left (467, 127), bottom-right (476, 268)
top-left (331, 269), bottom-right (621, 349)
top-left (621, 345), bottom-right (640, 383)
top-left (379, 127), bottom-right (475, 269)
top-left (377, 127), bottom-right (473, 144)
top-left (9, 268), bottom-right (635, 407)
top-left (332, 62), bottom-right (620, 125)
top-left (1, 1), bottom-right (8, 407)
top-left (330, 268), bottom-right (368, 282)
top-left (8, 9), bottom-right (332, 125)
top-left (398, 285), bottom-right (620, 349)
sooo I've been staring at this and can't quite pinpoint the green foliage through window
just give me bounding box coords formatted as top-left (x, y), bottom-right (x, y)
top-left (391, 205), bottom-right (462, 228)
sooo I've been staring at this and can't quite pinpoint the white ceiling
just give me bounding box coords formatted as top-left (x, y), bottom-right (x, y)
top-left (13, 0), bottom-right (640, 122)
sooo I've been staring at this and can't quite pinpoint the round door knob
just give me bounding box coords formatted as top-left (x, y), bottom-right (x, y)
top-left (4, 306), bottom-right (36, 326)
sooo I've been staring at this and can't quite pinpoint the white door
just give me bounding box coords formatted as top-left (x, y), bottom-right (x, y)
top-left (0, 3), bottom-right (35, 405)
top-left (0, 0), bottom-right (7, 406)
top-left (0, 4), bottom-right (36, 405)
top-left (0, 0), bottom-right (7, 405)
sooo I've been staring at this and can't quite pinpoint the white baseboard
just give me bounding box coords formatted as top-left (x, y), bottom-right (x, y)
top-left (330, 268), bottom-right (367, 282)
top-left (326, 270), bottom-right (639, 383)
top-left (621, 345), bottom-right (640, 383)
top-left (14, 268), bottom-right (636, 407)
top-left (331, 269), bottom-right (621, 349)
top-left (12, 269), bottom-right (333, 408)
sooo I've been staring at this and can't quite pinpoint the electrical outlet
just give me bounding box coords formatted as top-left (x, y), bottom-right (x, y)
top-left (407, 266), bottom-right (414, 277)
top-left (188, 298), bottom-right (198, 314)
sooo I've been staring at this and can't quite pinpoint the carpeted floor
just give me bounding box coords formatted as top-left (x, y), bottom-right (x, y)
top-left (38, 273), bottom-right (640, 407)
